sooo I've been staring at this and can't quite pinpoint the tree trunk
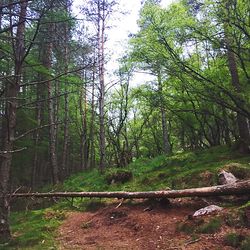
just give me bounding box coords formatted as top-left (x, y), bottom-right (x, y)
top-left (43, 29), bottom-right (59, 185)
top-left (224, 1), bottom-right (250, 153)
top-left (97, 0), bottom-right (106, 172)
top-left (0, 0), bottom-right (27, 242)
top-left (88, 69), bottom-right (96, 169)
top-left (226, 44), bottom-right (250, 153)
top-left (79, 83), bottom-right (88, 170)
top-left (7, 180), bottom-right (250, 199)
top-left (157, 71), bottom-right (171, 154)
top-left (31, 84), bottom-right (42, 190)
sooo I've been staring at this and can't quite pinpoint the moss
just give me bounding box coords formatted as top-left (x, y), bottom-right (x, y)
top-left (222, 163), bottom-right (250, 179)
top-left (224, 233), bottom-right (244, 247)
top-left (241, 236), bottom-right (250, 250)
top-left (224, 210), bottom-right (246, 228)
top-left (5, 208), bottom-right (64, 250)
top-left (198, 218), bottom-right (222, 234)
top-left (176, 222), bottom-right (196, 234)
top-left (176, 218), bottom-right (204, 235)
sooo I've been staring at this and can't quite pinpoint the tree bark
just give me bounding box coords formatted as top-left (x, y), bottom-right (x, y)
top-left (157, 71), bottom-right (171, 154)
top-left (43, 26), bottom-right (59, 185)
top-left (0, 0), bottom-right (27, 243)
top-left (88, 68), bottom-right (96, 169)
top-left (7, 180), bottom-right (250, 199)
top-left (31, 83), bottom-right (43, 190)
top-left (79, 82), bottom-right (88, 170)
top-left (224, 1), bottom-right (250, 153)
top-left (98, 0), bottom-right (106, 172)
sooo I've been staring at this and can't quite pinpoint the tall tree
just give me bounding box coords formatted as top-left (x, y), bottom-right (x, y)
top-left (0, 0), bottom-right (28, 242)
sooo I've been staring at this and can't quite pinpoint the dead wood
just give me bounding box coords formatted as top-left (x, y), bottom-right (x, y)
top-left (4, 180), bottom-right (250, 199)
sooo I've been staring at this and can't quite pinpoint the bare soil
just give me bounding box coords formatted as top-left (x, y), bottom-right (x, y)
top-left (58, 199), bottom-right (249, 250)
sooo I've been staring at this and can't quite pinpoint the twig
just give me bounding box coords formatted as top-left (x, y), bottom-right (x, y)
top-left (184, 238), bottom-right (201, 246)
top-left (115, 198), bottom-right (124, 209)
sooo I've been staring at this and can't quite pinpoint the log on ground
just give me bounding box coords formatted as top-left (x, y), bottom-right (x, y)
top-left (5, 180), bottom-right (250, 199)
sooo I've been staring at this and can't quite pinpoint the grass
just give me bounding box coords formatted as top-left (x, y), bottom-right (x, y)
top-left (5, 145), bottom-right (250, 249)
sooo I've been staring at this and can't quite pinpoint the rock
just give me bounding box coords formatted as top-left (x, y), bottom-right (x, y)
top-left (218, 170), bottom-right (237, 185)
top-left (193, 205), bottom-right (223, 217)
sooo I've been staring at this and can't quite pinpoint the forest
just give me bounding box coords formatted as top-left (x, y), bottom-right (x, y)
top-left (0, 0), bottom-right (250, 249)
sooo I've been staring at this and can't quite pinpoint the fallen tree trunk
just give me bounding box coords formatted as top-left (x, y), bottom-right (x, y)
top-left (6, 180), bottom-right (250, 199)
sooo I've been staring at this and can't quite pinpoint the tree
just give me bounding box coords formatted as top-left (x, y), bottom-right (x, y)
top-left (128, 0), bottom-right (250, 152)
top-left (82, 0), bottom-right (118, 171)
top-left (0, 0), bottom-right (28, 242)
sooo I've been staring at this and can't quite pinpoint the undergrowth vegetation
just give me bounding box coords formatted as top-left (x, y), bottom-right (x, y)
top-left (3, 146), bottom-right (250, 249)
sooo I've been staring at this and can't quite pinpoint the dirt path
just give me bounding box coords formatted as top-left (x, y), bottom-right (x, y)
top-left (57, 199), bottom-right (242, 250)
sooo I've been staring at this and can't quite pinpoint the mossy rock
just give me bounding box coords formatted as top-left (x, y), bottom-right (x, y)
top-left (105, 170), bottom-right (132, 184)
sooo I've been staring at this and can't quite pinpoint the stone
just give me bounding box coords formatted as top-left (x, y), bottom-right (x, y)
top-left (193, 205), bottom-right (223, 217)
top-left (218, 170), bottom-right (237, 185)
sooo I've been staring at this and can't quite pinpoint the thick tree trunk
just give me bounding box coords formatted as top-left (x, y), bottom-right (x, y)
top-left (7, 180), bottom-right (250, 199)
top-left (0, 0), bottom-right (27, 243)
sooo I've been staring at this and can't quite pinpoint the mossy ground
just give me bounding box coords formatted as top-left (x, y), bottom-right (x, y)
top-left (3, 146), bottom-right (250, 249)
top-left (1, 208), bottom-right (65, 250)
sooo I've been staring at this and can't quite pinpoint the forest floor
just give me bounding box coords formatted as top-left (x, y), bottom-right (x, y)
top-left (57, 198), bottom-right (250, 250)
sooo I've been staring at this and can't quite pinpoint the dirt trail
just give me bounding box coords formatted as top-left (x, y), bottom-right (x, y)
top-left (57, 199), bottom-right (242, 250)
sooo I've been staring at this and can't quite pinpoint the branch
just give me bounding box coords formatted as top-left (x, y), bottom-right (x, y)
top-left (14, 123), bottom-right (61, 141)
top-left (0, 147), bottom-right (27, 156)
